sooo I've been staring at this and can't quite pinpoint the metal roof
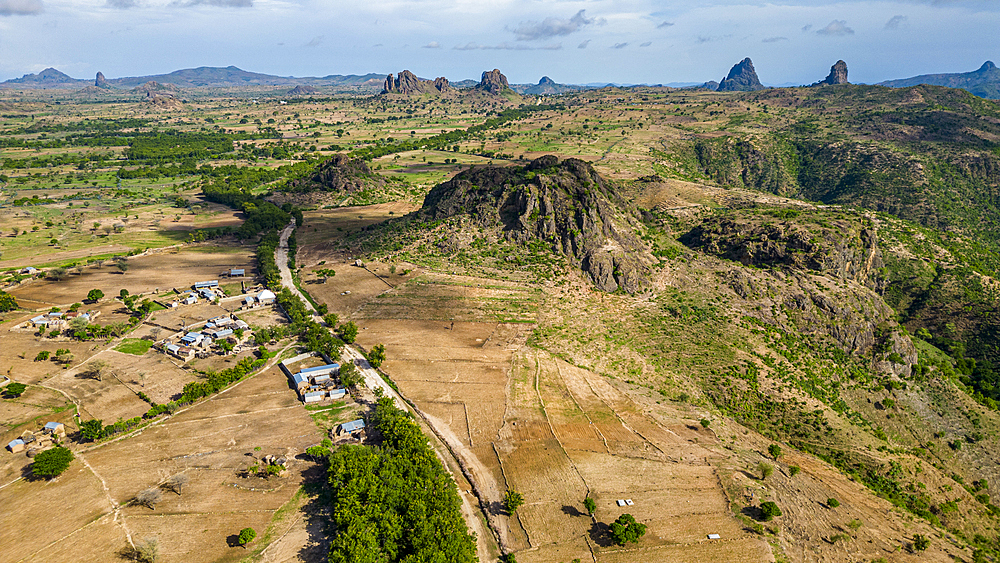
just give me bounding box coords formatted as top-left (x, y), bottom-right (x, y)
top-left (194, 280), bottom-right (219, 288)
top-left (44, 421), bottom-right (63, 430)
top-left (230, 269), bottom-right (245, 275)
top-left (301, 363), bottom-right (339, 374)
top-left (8, 439), bottom-right (24, 447)
top-left (341, 419), bottom-right (366, 432)
top-left (214, 329), bottom-right (234, 338)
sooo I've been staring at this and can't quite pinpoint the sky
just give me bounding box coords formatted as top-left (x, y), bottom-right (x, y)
top-left (0, 0), bottom-right (997, 86)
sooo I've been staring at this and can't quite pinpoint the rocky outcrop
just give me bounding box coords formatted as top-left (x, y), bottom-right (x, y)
top-left (287, 85), bottom-right (318, 95)
top-left (95, 72), bottom-right (111, 89)
top-left (419, 155), bottom-right (652, 293)
top-left (382, 70), bottom-right (435, 95)
top-left (433, 77), bottom-right (450, 92)
top-left (475, 69), bottom-right (511, 94)
top-left (285, 154), bottom-right (386, 193)
top-left (717, 58), bottom-right (765, 92)
top-left (812, 60), bottom-right (849, 86)
top-left (132, 81), bottom-right (180, 95)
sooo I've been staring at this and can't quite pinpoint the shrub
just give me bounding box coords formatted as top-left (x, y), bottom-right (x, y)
top-left (759, 501), bottom-right (782, 522)
top-left (609, 513), bottom-right (647, 545)
top-left (584, 496), bottom-right (596, 515)
top-left (789, 465), bottom-right (801, 477)
top-left (504, 490), bottom-right (524, 514)
top-left (34, 351), bottom-right (50, 362)
top-left (912, 534), bottom-right (930, 551)
top-left (32, 447), bottom-right (74, 478)
top-left (827, 498), bottom-right (840, 508)
top-left (700, 418), bottom-right (711, 428)
top-left (768, 444), bottom-right (782, 459)
top-left (757, 462), bottom-right (774, 480)
top-left (3, 382), bottom-right (27, 398)
top-left (238, 527), bottom-right (256, 548)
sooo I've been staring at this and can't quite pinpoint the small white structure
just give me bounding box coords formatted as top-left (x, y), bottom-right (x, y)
top-left (303, 391), bottom-right (326, 403)
top-left (43, 421), bottom-right (65, 437)
top-left (329, 388), bottom-right (347, 400)
top-left (707, 534), bottom-right (721, 540)
top-left (20, 267), bottom-right (37, 275)
top-left (339, 419), bottom-right (366, 435)
top-left (257, 290), bottom-right (276, 305)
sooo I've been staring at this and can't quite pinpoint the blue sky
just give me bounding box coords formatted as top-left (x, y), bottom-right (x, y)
top-left (0, 0), bottom-right (997, 85)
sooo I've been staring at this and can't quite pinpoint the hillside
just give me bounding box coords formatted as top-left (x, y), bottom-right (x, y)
top-left (880, 61), bottom-right (1000, 99)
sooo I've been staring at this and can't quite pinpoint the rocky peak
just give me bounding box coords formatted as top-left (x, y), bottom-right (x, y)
top-left (433, 77), bottom-right (450, 92)
top-left (476, 69), bottom-right (510, 94)
top-left (382, 70), bottom-right (435, 95)
top-left (717, 58), bottom-right (765, 92)
top-left (979, 61), bottom-right (997, 73)
top-left (95, 71), bottom-right (110, 89)
top-left (538, 76), bottom-right (556, 86)
top-left (814, 60), bottom-right (849, 86)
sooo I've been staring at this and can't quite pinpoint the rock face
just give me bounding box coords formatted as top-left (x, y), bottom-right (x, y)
top-left (95, 72), bottom-right (110, 89)
top-left (717, 58), bottom-right (765, 92)
top-left (433, 77), bottom-right (450, 92)
top-left (287, 85), bottom-right (318, 95)
top-left (286, 154), bottom-right (386, 193)
top-left (475, 69), bottom-right (511, 94)
top-left (382, 70), bottom-right (434, 94)
top-left (419, 155), bottom-right (652, 293)
top-left (813, 60), bottom-right (849, 86)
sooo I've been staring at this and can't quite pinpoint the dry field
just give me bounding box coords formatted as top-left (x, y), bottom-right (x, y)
top-left (0, 364), bottom-right (326, 563)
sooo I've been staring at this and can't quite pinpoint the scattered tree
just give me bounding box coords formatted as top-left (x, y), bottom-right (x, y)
top-left (767, 444), bottom-right (782, 459)
top-left (80, 418), bottom-right (104, 441)
top-left (87, 289), bottom-right (104, 302)
top-left (503, 489), bottom-right (524, 514)
top-left (759, 501), bottom-right (782, 522)
top-left (338, 321), bottom-right (358, 344)
top-left (757, 462), bottom-right (774, 480)
top-left (127, 537), bottom-right (159, 563)
top-left (32, 446), bottom-right (74, 479)
top-left (368, 344), bottom-right (386, 369)
top-left (584, 496), bottom-right (596, 515)
top-left (135, 487), bottom-right (163, 510)
top-left (789, 465), bottom-right (801, 477)
top-left (238, 527), bottom-right (257, 548)
top-left (912, 534), bottom-right (930, 551)
top-left (117, 261), bottom-right (130, 274)
top-left (120, 288), bottom-right (130, 299)
top-left (4, 382), bottom-right (27, 398)
top-left (164, 474), bottom-right (189, 495)
top-left (48, 267), bottom-right (69, 281)
top-left (339, 361), bottom-right (362, 389)
top-left (700, 418), bottom-right (710, 428)
top-left (609, 513), bottom-right (647, 545)
top-left (0, 290), bottom-right (18, 312)
top-left (85, 359), bottom-right (109, 381)
top-left (34, 351), bottom-right (50, 362)
top-left (827, 498), bottom-right (840, 508)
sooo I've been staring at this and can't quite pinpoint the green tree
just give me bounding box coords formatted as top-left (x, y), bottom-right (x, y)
top-left (700, 418), bottom-right (710, 428)
top-left (80, 419), bottom-right (104, 441)
top-left (87, 289), bottom-right (104, 302)
top-left (757, 462), bottom-right (773, 480)
top-left (759, 501), bottom-right (782, 522)
top-left (913, 534), bottom-right (930, 552)
top-left (339, 321), bottom-right (358, 344)
top-left (504, 489), bottom-right (524, 514)
top-left (34, 351), bottom-right (50, 362)
top-left (4, 382), bottom-right (27, 398)
top-left (116, 261), bottom-right (129, 274)
top-left (339, 362), bottom-right (362, 388)
top-left (827, 498), bottom-right (840, 508)
top-left (120, 288), bottom-right (129, 299)
top-left (0, 290), bottom-right (18, 312)
top-left (767, 444), bottom-right (782, 459)
top-left (583, 496), bottom-right (596, 515)
top-left (789, 465), bottom-right (801, 476)
top-left (368, 344), bottom-right (386, 368)
top-left (238, 527), bottom-right (257, 548)
top-left (609, 513), bottom-right (647, 545)
top-left (32, 447), bottom-right (74, 478)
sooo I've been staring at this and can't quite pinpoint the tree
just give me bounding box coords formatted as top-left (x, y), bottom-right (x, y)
top-left (339, 321), bottom-right (358, 344)
top-left (584, 496), bottom-right (596, 515)
top-left (87, 289), bottom-right (104, 302)
top-left (757, 462), bottom-right (773, 480)
top-left (34, 351), bottom-right (50, 362)
top-left (80, 418), bottom-right (104, 441)
top-left (117, 261), bottom-right (129, 274)
top-left (133, 537), bottom-right (159, 563)
top-left (912, 534), bottom-right (930, 552)
top-left (789, 465), bottom-right (801, 477)
top-left (368, 344), bottom-right (386, 368)
top-left (4, 382), bottom-right (27, 398)
top-left (503, 489), bottom-right (524, 514)
top-left (609, 513), bottom-right (647, 545)
top-left (0, 290), bottom-right (17, 312)
top-left (54, 349), bottom-right (74, 365)
top-left (48, 267), bottom-right (69, 281)
top-left (32, 446), bottom-right (74, 478)
top-left (120, 288), bottom-right (130, 299)
top-left (86, 359), bottom-right (108, 381)
top-left (700, 418), bottom-right (710, 428)
top-left (768, 444), bottom-right (783, 459)
top-left (759, 501), bottom-right (782, 522)
top-left (164, 474), bottom-right (189, 495)
top-left (339, 361), bottom-right (362, 389)
top-left (238, 527), bottom-right (257, 548)
top-left (135, 487), bottom-right (163, 510)
top-left (827, 498), bottom-right (840, 508)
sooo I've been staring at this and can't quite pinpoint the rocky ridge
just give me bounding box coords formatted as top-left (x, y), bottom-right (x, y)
top-left (419, 155), bottom-right (652, 292)
top-left (717, 58), bottom-right (766, 92)
top-left (382, 70), bottom-right (451, 95)
top-left (285, 154), bottom-right (386, 194)
top-left (812, 60), bottom-right (849, 86)
top-left (475, 69), bottom-right (512, 94)
top-left (287, 85), bottom-right (318, 95)
top-left (95, 72), bottom-right (111, 89)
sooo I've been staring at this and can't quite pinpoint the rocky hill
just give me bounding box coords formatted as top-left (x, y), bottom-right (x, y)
top-left (811, 60), bottom-right (849, 86)
top-left (1, 67), bottom-right (84, 88)
top-left (287, 85), bottom-right (318, 95)
top-left (418, 156), bottom-right (652, 292)
top-left (717, 58), bottom-right (765, 92)
top-left (381, 70), bottom-right (451, 95)
top-left (881, 61), bottom-right (1000, 99)
top-left (285, 154), bottom-right (386, 194)
top-left (511, 76), bottom-right (585, 95)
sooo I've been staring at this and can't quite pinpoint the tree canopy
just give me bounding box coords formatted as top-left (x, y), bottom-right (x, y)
top-left (609, 513), bottom-right (646, 545)
top-left (0, 290), bottom-right (17, 312)
top-left (32, 447), bottom-right (74, 478)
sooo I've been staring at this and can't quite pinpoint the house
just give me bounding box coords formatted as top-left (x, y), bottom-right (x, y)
top-left (184, 294), bottom-right (198, 305)
top-left (303, 391), bottom-right (326, 403)
top-left (209, 328), bottom-right (234, 341)
top-left (20, 266), bottom-right (37, 275)
top-left (257, 290), bottom-right (276, 305)
top-left (290, 372), bottom-right (309, 392)
top-left (198, 288), bottom-right (215, 300)
top-left (43, 421), bottom-right (65, 437)
top-left (194, 280), bottom-right (219, 289)
top-left (209, 316), bottom-right (233, 327)
top-left (329, 388), bottom-right (347, 400)
top-left (243, 295), bottom-right (256, 308)
top-left (300, 364), bottom-right (340, 379)
top-left (6, 439), bottom-right (24, 453)
top-left (313, 374), bottom-right (331, 385)
top-left (166, 344), bottom-right (196, 361)
top-left (180, 332), bottom-right (205, 346)
top-left (339, 419), bottom-right (366, 435)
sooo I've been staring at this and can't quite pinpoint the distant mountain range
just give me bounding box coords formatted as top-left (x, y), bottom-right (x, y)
top-left (879, 61), bottom-right (1000, 99)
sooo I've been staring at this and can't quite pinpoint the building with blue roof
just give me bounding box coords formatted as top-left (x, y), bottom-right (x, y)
top-left (339, 419), bottom-right (366, 435)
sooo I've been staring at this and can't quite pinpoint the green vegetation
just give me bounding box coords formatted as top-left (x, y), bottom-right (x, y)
top-left (325, 396), bottom-right (477, 563)
top-left (32, 447), bottom-right (74, 479)
top-left (0, 291), bottom-right (18, 312)
top-left (238, 527), bottom-right (256, 548)
top-left (114, 338), bottom-right (153, 355)
top-left (609, 513), bottom-right (647, 545)
top-left (87, 288), bottom-right (104, 301)
top-left (759, 501), bottom-right (782, 522)
top-left (367, 343), bottom-right (386, 369)
top-left (827, 498), bottom-right (840, 508)
top-left (504, 490), bottom-right (524, 514)
top-left (3, 382), bottom-right (27, 398)
top-left (584, 496), bottom-right (596, 515)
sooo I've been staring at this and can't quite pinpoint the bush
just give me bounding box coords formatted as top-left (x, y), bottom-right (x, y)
top-left (504, 490), bottom-right (524, 514)
top-left (3, 382), bottom-right (27, 398)
top-left (584, 496), bottom-right (596, 515)
top-left (609, 513), bottom-right (647, 545)
top-left (700, 418), bottom-right (710, 428)
top-left (34, 351), bottom-right (50, 362)
top-left (80, 419), bottom-right (104, 441)
top-left (368, 344), bottom-right (386, 368)
top-left (32, 447), bottom-right (74, 478)
top-left (789, 465), bottom-right (801, 477)
top-left (757, 462), bottom-right (774, 480)
top-left (759, 501), bottom-right (782, 522)
top-left (827, 498), bottom-right (840, 508)
top-left (912, 533), bottom-right (930, 551)
top-left (238, 527), bottom-right (256, 547)
top-left (87, 289), bottom-right (104, 302)
top-left (768, 444), bottom-right (782, 459)
top-left (0, 290), bottom-right (18, 312)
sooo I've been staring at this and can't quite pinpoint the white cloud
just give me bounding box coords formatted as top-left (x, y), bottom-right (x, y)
top-left (816, 20), bottom-right (854, 36)
top-left (454, 42), bottom-right (561, 51)
top-left (0, 0), bottom-right (43, 16)
top-left (657, 21), bottom-right (673, 28)
top-left (106, 0), bottom-right (138, 8)
top-left (612, 42), bottom-right (628, 49)
top-left (509, 9), bottom-right (595, 41)
top-left (172, 0), bottom-right (252, 7)
top-left (762, 36), bottom-right (788, 42)
top-left (423, 41), bottom-right (440, 49)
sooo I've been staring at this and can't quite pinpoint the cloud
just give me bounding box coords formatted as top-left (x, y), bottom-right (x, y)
top-left (510, 9), bottom-right (596, 41)
top-left (801, 24), bottom-right (813, 32)
top-left (640, 41), bottom-right (651, 47)
top-left (422, 41), bottom-right (441, 49)
top-left (578, 39), bottom-right (590, 49)
top-left (305, 35), bottom-right (323, 47)
top-left (657, 21), bottom-right (673, 29)
top-left (173, 0), bottom-right (252, 7)
top-left (816, 20), bottom-right (854, 36)
top-left (0, 0), bottom-right (43, 16)
top-left (454, 42), bottom-right (561, 51)
top-left (885, 15), bottom-right (907, 29)
top-left (106, 0), bottom-right (138, 7)
top-left (612, 42), bottom-right (628, 49)
top-left (762, 36), bottom-right (788, 43)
